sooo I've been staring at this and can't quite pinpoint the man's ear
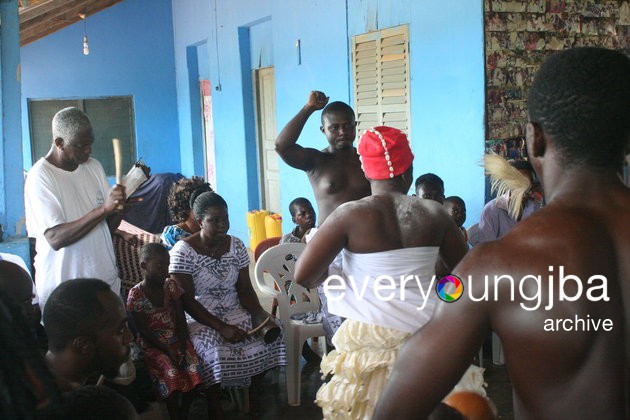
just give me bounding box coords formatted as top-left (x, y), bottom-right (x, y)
top-left (54, 137), bottom-right (65, 149)
top-left (525, 122), bottom-right (546, 158)
top-left (72, 336), bottom-right (95, 355)
top-left (320, 125), bottom-right (325, 134)
top-left (140, 261), bottom-right (147, 270)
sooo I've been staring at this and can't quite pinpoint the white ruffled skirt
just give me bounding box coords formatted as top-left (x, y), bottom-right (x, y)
top-left (316, 319), bottom-right (486, 419)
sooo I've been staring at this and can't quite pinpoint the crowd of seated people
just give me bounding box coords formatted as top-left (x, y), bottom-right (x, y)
top-left (5, 47), bottom-right (628, 420)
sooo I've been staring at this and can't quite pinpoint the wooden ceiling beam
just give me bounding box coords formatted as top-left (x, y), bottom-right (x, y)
top-left (20, 0), bottom-right (124, 47)
top-left (21, 0), bottom-right (86, 31)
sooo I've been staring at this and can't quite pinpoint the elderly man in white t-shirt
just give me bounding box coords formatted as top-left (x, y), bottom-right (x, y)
top-left (24, 107), bottom-right (126, 310)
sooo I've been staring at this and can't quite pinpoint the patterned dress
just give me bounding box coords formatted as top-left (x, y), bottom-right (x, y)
top-left (126, 279), bottom-right (202, 399)
top-left (169, 236), bottom-right (286, 388)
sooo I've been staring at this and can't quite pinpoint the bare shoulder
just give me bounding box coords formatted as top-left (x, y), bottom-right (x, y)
top-left (324, 195), bottom-right (390, 225)
top-left (459, 200), bottom-right (626, 281)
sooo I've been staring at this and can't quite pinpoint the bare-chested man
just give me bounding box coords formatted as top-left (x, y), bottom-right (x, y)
top-left (373, 47), bottom-right (630, 420)
top-left (275, 91), bottom-right (370, 224)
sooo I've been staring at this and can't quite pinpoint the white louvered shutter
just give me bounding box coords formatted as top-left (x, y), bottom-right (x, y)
top-left (352, 25), bottom-right (410, 137)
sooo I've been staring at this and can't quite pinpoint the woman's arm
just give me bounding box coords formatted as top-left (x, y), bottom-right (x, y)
top-left (172, 272), bottom-right (246, 343)
top-left (236, 267), bottom-right (267, 319)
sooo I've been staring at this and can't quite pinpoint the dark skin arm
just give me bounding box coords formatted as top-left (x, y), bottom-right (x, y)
top-left (295, 207), bottom-right (347, 288)
top-left (44, 184), bottom-right (126, 250)
top-left (435, 213), bottom-right (469, 276)
top-left (131, 310), bottom-right (178, 363)
top-left (275, 91), bottom-right (328, 171)
top-left (235, 266), bottom-right (277, 329)
top-left (173, 296), bottom-right (189, 365)
top-left (172, 272), bottom-right (247, 343)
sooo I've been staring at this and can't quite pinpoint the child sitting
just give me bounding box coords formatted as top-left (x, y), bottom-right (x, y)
top-left (279, 197), bottom-right (321, 362)
top-left (281, 197), bottom-right (316, 244)
top-left (127, 243), bottom-right (201, 420)
top-left (444, 196), bottom-right (468, 242)
top-left (415, 173), bottom-right (445, 204)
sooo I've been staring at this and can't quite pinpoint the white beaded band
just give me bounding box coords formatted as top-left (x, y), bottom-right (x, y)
top-left (370, 127), bottom-right (394, 178)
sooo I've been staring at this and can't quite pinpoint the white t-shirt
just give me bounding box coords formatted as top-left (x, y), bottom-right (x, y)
top-left (24, 157), bottom-right (120, 310)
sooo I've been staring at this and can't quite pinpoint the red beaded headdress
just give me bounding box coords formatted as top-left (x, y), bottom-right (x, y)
top-left (357, 126), bottom-right (413, 180)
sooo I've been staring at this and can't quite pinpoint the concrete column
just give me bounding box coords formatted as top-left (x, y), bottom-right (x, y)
top-left (0, 0), bottom-right (29, 263)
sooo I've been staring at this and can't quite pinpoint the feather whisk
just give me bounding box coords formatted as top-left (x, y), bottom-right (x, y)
top-left (483, 154), bottom-right (531, 220)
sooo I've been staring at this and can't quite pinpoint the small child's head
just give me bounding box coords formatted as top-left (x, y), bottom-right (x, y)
top-left (0, 261), bottom-right (36, 326)
top-left (139, 243), bottom-right (170, 285)
top-left (444, 196), bottom-right (467, 228)
top-left (289, 197), bottom-right (316, 232)
top-left (415, 173), bottom-right (445, 204)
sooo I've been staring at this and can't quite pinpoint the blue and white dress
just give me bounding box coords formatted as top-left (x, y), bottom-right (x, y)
top-left (169, 236), bottom-right (285, 387)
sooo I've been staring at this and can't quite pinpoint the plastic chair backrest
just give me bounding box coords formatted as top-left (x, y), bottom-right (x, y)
top-left (254, 243), bottom-right (320, 322)
top-left (254, 236), bottom-right (281, 262)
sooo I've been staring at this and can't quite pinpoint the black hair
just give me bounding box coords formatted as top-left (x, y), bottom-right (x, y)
top-left (60, 385), bottom-right (137, 420)
top-left (510, 159), bottom-right (532, 172)
top-left (139, 242), bottom-right (169, 264)
top-left (167, 177), bottom-right (213, 223)
top-left (321, 101), bottom-right (355, 124)
top-left (288, 197), bottom-right (313, 218)
top-left (0, 260), bottom-right (32, 294)
top-left (192, 191), bottom-right (228, 220)
top-left (43, 279), bottom-right (111, 353)
top-left (444, 196), bottom-right (465, 207)
top-left (528, 47), bottom-right (630, 168)
top-left (0, 289), bottom-right (62, 419)
top-left (415, 173), bottom-right (445, 190)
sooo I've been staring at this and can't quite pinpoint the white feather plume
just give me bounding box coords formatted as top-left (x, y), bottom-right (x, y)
top-left (483, 154), bottom-right (531, 220)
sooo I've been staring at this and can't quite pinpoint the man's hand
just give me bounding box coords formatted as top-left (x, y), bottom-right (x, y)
top-left (104, 184), bottom-right (126, 214)
top-left (307, 91), bottom-right (329, 111)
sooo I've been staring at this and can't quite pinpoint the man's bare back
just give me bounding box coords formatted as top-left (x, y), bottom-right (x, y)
top-left (276, 91), bottom-right (370, 223)
top-left (461, 183), bottom-right (629, 418)
top-left (373, 48), bottom-right (630, 419)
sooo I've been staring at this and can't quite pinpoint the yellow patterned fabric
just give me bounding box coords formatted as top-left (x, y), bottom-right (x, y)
top-left (316, 319), bottom-right (485, 419)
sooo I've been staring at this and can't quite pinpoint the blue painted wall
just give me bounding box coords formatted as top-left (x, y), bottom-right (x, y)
top-left (173, 0), bottom-right (279, 240)
top-left (20, 0), bottom-right (180, 175)
top-left (1, 0), bottom-right (484, 260)
top-left (347, 0), bottom-right (486, 227)
top-left (0, 0), bottom-right (23, 235)
top-left (172, 0), bottom-right (485, 239)
top-left (172, 0), bottom-right (351, 239)
top-left (271, 0), bottom-right (352, 232)
top-left (0, 0), bottom-right (30, 262)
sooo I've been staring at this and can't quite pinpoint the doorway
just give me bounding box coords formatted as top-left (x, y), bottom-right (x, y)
top-left (253, 67), bottom-right (280, 214)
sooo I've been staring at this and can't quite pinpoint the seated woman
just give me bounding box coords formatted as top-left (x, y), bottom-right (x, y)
top-left (169, 191), bottom-right (285, 418)
top-left (161, 177), bottom-right (213, 249)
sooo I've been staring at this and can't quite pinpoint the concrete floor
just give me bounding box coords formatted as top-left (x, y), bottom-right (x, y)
top-left (179, 345), bottom-right (514, 419)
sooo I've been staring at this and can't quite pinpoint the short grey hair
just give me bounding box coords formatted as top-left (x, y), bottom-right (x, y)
top-left (51, 107), bottom-right (92, 144)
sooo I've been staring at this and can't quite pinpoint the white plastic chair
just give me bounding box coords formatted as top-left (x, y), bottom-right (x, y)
top-left (254, 242), bottom-right (326, 406)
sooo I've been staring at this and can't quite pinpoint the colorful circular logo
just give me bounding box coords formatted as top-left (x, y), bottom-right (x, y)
top-left (436, 275), bottom-right (464, 302)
